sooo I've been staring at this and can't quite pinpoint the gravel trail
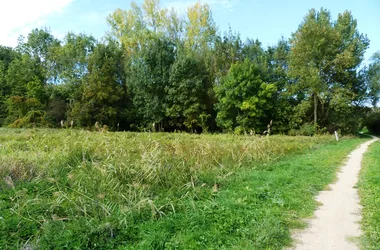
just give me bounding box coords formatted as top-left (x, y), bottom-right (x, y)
top-left (291, 137), bottom-right (378, 250)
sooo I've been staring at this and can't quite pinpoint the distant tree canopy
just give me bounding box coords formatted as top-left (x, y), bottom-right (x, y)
top-left (0, 1), bottom-right (377, 134)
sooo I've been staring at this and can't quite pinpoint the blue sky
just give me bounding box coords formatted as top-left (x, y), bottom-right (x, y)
top-left (1, 0), bottom-right (379, 63)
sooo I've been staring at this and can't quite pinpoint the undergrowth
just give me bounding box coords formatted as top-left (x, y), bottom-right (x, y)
top-left (0, 129), bottom-right (366, 249)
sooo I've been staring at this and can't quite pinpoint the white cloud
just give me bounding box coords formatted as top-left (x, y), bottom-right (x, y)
top-left (0, 0), bottom-right (75, 47)
top-left (164, 0), bottom-right (239, 14)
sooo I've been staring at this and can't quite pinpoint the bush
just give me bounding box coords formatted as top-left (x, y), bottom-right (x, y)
top-left (288, 129), bottom-right (300, 136)
top-left (234, 126), bottom-right (245, 135)
top-left (365, 111), bottom-right (380, 135)
top-left (288, 123), bottom-right (316, 136)
top-left (9, 110), bottom-right (50, 128)
top-left (299, 123), bottom-right (316, 136)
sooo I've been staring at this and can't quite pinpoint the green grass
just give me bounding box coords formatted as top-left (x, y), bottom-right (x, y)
top-left (0, 128), bottom-right (367, 249)
top-left (358, 140), bottom-right (380, 250)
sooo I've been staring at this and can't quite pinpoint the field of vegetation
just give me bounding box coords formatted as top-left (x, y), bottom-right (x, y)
top-left (0, 129), bottom-right (367, 249)
top-left (359, 140), bottom-right (380, 249)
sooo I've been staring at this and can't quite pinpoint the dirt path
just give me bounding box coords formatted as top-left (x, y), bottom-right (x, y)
top-left (290, 137), bottom-right (378, 250)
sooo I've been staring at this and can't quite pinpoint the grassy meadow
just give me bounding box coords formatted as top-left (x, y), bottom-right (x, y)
top-left (0, 129), bottom-right (367, 249)
top-left (359, 140), bottom-right (380, 250)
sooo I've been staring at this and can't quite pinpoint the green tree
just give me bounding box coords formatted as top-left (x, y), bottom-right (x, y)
top-left (4, 54), bottom-right (46, 126)
top-left (19, 28), bottom-right (59, 60)
top-left (6, 54), bottom-right (44, 98)
top-left (214, 29), bottom-right (243, 79)
top-left (48, 33), bottom-right (96, 124)
top-left (17, 28), bottom-right (61, 84)
top-left (70, 40), bottom-right (125, 128)
top-left (185, 2), bottom-right (216, 52)
top-left (367, 52), bottom-right (380, 107)
top-left (289, 8), bottom-right (337, 126)
top-left (266, 39), bottom-right (296, 133)
top-left (107, 0), bottom-right (173, 55)
top-left (215, 59), bottom-right (277, 133)
top-left (0, 46), bottom-right (19, 69)
top-left (55, 33), bottom-right (96, 93)
top-left (289, 8), bottom-right (368, 129)
top-left (0, 46), bottom-right (20, 124)
top-left (166, 53), bottom-right (212, 131)
top-left (130, 37), bottom-right (175, 130)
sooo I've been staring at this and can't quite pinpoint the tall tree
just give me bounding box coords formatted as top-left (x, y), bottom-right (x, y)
top-left (56, 33), bottom-right (96, 88)
top-left (6, 54), bottom-right (44, 98)
top-left (4, 53), bottom-right (47, 126)
top-left (214, 29), bottom-right (243, 79)
top-left (266, 39), bottom-right (296, 133)
top-left (0, 46), bottom-right (20, 124)
top-left (367, 52), bottom-right (380, 107)
top-left (17, 28), bottom-right (61, 84)
top-left (71, 40), bottom-right (125, 127)
top-left (0, 46), bottom-right (20, 96)
top-left (215, 59), bottom-right (277, 133)
top-left (166, 52), bottom-right (212, 131)
top-left (107, 0), bottom-right (173, 56)
top-left (289, 8), bottom-right (337, 125)
top-left (22, 28), bottom-right (60, 61)
top-left (185, 2), bottom-right (216, 52)
top-left (289, 8), bottom-right (368, 127)
top-left (130, 37), bottom-right (175, 130)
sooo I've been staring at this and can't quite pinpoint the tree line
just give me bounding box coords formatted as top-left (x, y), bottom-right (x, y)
top-left (0, 0), bottom-right (379, 134)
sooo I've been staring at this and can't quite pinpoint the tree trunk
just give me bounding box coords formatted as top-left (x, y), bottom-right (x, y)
top-left (314, 93), bottom-right (318, 126)
top-left (321, 101), bottom-right (324, 120)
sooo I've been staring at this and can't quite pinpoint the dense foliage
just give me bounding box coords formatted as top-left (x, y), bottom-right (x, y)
top-left (365, 110), bottom-right (380, 135)
top-left (0, 1), bottom-right (378, 134)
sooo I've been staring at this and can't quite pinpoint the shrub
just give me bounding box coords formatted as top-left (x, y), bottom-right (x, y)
top-left (8, 110), bottom-right (50, 128)
top-left (234, 126), bottom-right (245, 135)
top-left (288, 129), bottom-right (300, 136)
top-left (365, 111), bottom-right (380, 135)
top-left (299, 123), bottom-right (316, 136)
top-left (288, 123), bottom-right (317, 136)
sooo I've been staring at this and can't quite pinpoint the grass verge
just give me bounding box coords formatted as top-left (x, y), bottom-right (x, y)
top-left (0, 129), bottom-right (367, 249)
top-left (358, 140), bottom-right (380, 250)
